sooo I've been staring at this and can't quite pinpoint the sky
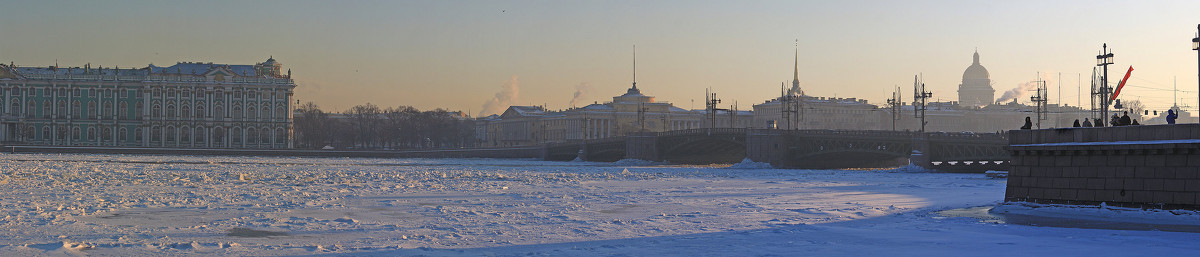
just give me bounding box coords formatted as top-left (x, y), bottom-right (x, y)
top-left (2, 0), bottom-right (1199, 116)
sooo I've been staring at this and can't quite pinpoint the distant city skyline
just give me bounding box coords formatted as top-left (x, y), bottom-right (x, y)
top-left (2, 0), bottom-right (1199, 115)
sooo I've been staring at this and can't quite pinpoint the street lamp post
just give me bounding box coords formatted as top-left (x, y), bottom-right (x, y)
top-left (1096, 44), bottom-right (1114, 127)
top-left (1192, 24), bottom-right (1199, 123)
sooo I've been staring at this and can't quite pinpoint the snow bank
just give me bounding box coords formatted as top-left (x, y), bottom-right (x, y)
top-left (991, 202), bottom-right (1200, 226)
top-left (725, 158), bottom-right (773, 169)
top-left (875, 163), bottom-right (934, 173)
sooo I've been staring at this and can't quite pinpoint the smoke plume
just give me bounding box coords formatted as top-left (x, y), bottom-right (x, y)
top-left (568, 82), bottom-right (593, 107)
top-left (480, 76), bottom-right (519, 116)
top-left (995, 81), bottom-right (1039, 104)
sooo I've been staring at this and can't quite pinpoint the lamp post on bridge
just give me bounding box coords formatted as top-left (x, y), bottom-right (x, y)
top-left (1192, 24), bottom-right (1199, 123)
top-left (1096, 44), bottom-right (1114, 127)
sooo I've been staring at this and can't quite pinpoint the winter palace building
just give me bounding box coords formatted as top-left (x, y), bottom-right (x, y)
top-left (0, 57), bottom-right (295, 148)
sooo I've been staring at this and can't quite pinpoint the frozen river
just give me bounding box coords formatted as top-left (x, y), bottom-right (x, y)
top-left (0, 153), bottom-right (1197, 256)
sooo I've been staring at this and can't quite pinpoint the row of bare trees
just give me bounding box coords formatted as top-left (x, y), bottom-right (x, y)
top-left (293, 102), bottom-right (476, 150)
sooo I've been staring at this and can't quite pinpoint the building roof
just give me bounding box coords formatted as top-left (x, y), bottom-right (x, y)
top-left (149, 62), bottom-right (258, 76)
top-left (962, 51), bottom-right (990, 81)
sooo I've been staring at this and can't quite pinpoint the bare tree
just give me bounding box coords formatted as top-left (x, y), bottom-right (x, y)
top-left (293, 102), bottom-right (331, 148)
top-left (346, 103), bottom-right (381, 149)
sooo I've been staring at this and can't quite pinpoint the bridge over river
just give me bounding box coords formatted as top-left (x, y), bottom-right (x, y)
top-left (545, 128), bottom-right (1009, 172)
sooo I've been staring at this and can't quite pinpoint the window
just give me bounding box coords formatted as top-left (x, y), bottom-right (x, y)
top-left (181, 126), bottom-right (191, 143)
top-left (42, 101), bottom-right (49, 118)
top-left (247, 107), bottom-right (256, 119)
top-left (247, 128), bottom-right (257, 145)
top-left (135, 128), bottom-right (143, 142)
top-left (195, 126), bottom-right (205, 143)
top-left (233, 106), bottom-right (242, 119)
top-left (276, 127), bottom-right (286, 144)
top-left (152, 126), bottom-right (161, 142)
top-left (135, 102), bottom-right (144, 118)
top-left (72, 126), bottom-right (81, 140)
top-left (88, 101), bottom-right (97, 119)
top-left (214, 105), bottom-right (224, 120)
top-left (182, 105), bottom-right (191, 119)
top-left (42, 127), bottom-right (50, 141)
top-left (232, 127), bottom-right (243, 146)
top-left (261, 128), bottom-right (270, 144)
top-left (196, 105), bottom-right (205, 118)
top-left (165, 126), bottom-right (175, 142)
top-left (72, 101), bottom-right (81, 119)
top-left (104, 102), bottom-right (113, 118)
top-left (167, 105), bottom-right (176, 118)
top-left (119, 127), bottom-right (127, 142)
top-left (119, 102), bottom-right (128, 120)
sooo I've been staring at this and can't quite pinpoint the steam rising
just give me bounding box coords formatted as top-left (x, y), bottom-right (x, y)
top-left (568, 82), bottom-right (593, 107)
top-left (480, 76), bottom-right (519, 116)
top-left (995, 81), bottom-right (1039, 104)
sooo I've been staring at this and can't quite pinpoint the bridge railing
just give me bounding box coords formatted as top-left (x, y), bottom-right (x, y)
top-left (925, 131), bottom-right (1008, 141)
top-left (653, 128), bottom-right (747, 137)
top-left (781, 129), bottom-right (918, 138)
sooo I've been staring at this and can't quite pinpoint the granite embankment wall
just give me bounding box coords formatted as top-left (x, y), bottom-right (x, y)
top-left (0, 145), bottom-right (545, 159)
top-left (1006, 124), bottom-right (1200, 209)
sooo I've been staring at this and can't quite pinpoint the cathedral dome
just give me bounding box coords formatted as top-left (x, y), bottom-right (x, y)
top-left (961, 51), bottom-right (989, 81)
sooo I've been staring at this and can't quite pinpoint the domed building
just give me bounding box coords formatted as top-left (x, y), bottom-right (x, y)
top-left (958, 51), bottom-right (995, 107)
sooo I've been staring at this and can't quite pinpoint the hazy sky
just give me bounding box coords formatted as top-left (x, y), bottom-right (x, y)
top-left (2, 0), bottom-right (1199, 115)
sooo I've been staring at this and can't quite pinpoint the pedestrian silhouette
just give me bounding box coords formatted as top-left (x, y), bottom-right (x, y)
top-left (1119, 111), bottom-right (1131, 126)
top-left (1167, 109), bottom-right (1178, 124)
top-left (1073, 119), bottom-right (1080, 127)
top-left (1082, 118), bottom-right (1092, 127)
top-left (1020, 116), bottom-right (1032, 130)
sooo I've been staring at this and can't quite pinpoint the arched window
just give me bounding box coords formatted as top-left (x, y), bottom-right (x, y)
top-left (231, 127), bottom-right (243, 147)
top-left (165, 126), bottom-right (176, 142)
top-left (195, 126), bottom-right (206, 143)
top-left (233, 106), bottom-right (242, 119)
top-left (57, 126), bottom-right (67, 141)
top-left (119, 127), bottom-right (127, 142)
top-left (180, 126), bottom-right (191, 143)
top-left (248, 107), bottom-right (257, 120)
top-left (119, 102), bottom-right (128, 120)
top-left (72, 126), bottom-right (81, 140)
top-left (182, 105), bottom-right (191, 119)
top-left (8, 100), bottom-right (17, 115)
top-left (41, 100), bottom-right (49, 118)
top-left (102, 127), bottom-right (112, 141)
top-left (135, 102), bottom-right (144, 118)
top-left (87, 101), bottom-right (97, 119)
top-left (196, 105), bottom-right (205, 119)
top-left (135, 128), bottom-right (143, 142)
top-left (260, 127), bottom-right (270, 144)
top-left (247, 128), bottom-right (257, 145)
top-left (213, 127), bottom-right (225, 147)
top-left (87, 127), bottom-right (95, 141)
top-left (276, 127), bottom-right (286, 144)
top-left (57, 101), bottom-right (66, 118)
top-left (152, 126), bottom-right (162, 142)
top-left (276, 106), bottom-right (286, 120)
top-left (167, 105), bottom-right (176, 119)
top-left (41, 127), bottom-right (50, 141)
top-left (214, 105), bottom-right (224, 121)
top-left (103, 101), bottom-right (113, 119)
top-left (72, 101), bottom-right (81, 119)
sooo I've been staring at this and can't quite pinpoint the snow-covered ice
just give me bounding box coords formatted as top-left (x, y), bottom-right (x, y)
top-left (0, 153), bottom-right (1197, 256)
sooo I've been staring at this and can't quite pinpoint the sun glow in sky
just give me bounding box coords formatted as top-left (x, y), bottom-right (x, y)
top-left (2, 0), bottom-right (1199, 115)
